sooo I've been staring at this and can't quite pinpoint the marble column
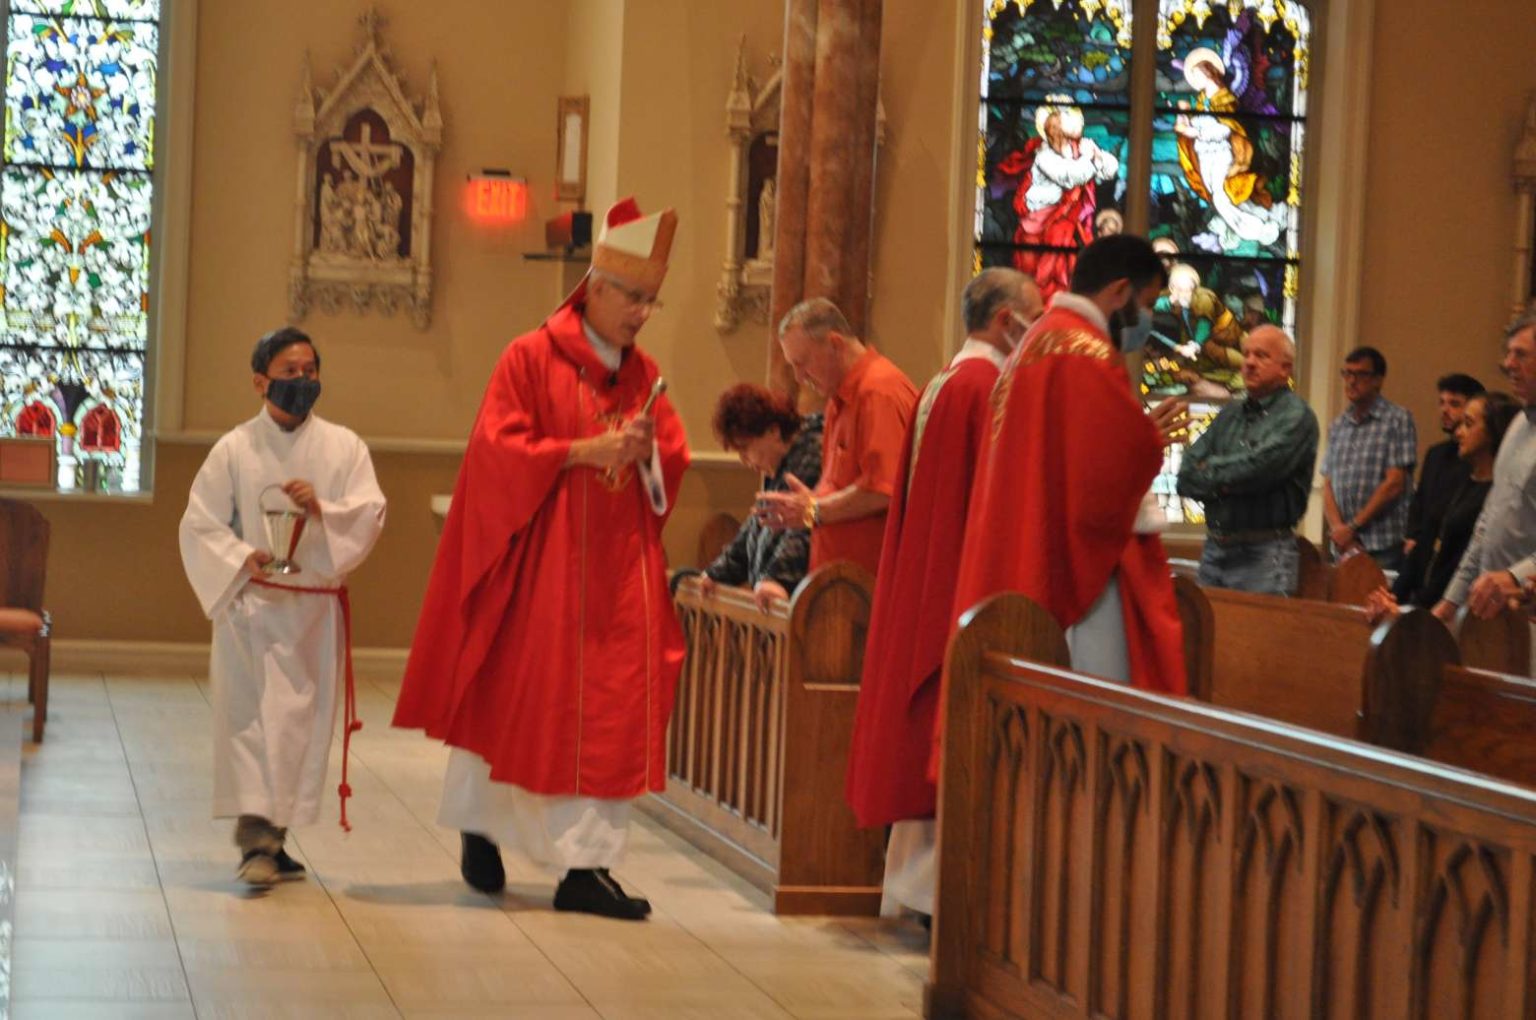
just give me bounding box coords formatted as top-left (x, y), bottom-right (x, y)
top-left (768, 0), bottom-right (817, 394)
top-left (839, 0), bottom-right (883, 340)
top-left (768, 0), bottom-right (883, 398)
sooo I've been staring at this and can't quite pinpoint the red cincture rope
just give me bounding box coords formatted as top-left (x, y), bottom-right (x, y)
top-left (250, 577), bottom-right (361, 832)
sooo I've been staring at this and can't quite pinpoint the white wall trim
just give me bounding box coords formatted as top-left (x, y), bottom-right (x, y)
top-left (51, 640), bottom-right (409, 684)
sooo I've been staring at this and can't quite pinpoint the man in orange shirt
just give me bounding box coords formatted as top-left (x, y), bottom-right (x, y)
top-left (757, 298), bottom-right (917, 576)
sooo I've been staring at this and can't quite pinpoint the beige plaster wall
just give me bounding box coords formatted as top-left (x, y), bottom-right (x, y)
top-left (181, 1), bottom-right (571, 440)
top-left (566, 0), bottom-right (625, 218)
top-left (1355, 0), bottom-right (1536, 450)
top-left (43, 0), bottom-right (1536, 653)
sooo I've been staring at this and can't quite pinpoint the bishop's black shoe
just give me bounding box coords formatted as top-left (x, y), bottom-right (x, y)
top-left (273, 848), bottom-right (308, 882)
top-left (460, 832), bottom-right (506, 894)
top-left (598, 868), bottom-right (651, 916)
top-left (554, 868), bottom-right (649, 921)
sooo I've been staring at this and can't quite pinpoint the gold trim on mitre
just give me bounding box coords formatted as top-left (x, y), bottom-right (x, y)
top-left (593, 208), bottom-right (677, 293)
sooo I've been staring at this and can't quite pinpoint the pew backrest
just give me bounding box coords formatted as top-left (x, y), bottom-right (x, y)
top-left (1364, 647), bottom-right (1536, 790)
top-left (1171, 574), bottom-right (1213, 699)
top-left (1294, 535), bottom-right (1329, 599)
top-left (1455, 606), bottom-right (1532, 675)
top-left (1327, 550), bottom-right (1387, 605)
top-left (1198, 585), bottom-right (1375, 737)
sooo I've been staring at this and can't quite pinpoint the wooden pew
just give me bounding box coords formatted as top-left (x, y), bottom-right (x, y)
top-left (931, 593), bottom-right (1536, 1020)
top-left (1294, 535), bottom-right (1329, 599)
top-left (1178, 579), bottom-right (1536, 789)
top-left (637, 562), bottom-right (884, 915)
top-left (1359, 618), bottom-right (1536, 790)
top-left (1455, 606), bottom-right (1532, 675)
top-left (1174, 583), bottom-right (1400, 738)
top-left (1326, 550), bottom-right (1387, 605)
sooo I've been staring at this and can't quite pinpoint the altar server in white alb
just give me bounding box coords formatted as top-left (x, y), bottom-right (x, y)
top-left (179, 327), bottom-right (386, 888)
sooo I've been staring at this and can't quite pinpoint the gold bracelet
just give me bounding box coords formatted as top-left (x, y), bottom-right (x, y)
top-left (802, 498), bottom-right (818, 530)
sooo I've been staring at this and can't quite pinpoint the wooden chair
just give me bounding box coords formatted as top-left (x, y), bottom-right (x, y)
top-left (1328, 551), bottom-right (1386, 606)
top-left (0, 499), bottom-right (49, 742)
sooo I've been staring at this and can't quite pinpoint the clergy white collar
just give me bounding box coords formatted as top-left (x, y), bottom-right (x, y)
top-left (582, 319), bottom-right (623, 372)
top-left (1049, 292), bottom-right (1111, 335)
top-left (950, 336), bottom-right (1009, 372)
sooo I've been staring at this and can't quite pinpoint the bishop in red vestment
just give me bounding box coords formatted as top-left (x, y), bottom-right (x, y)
top-left (846, 268), bottom-right (1042, 919)
top-left (950, 236), bottom-right (1186, 710)
top-left (393, 199), bottom-right (690, 921)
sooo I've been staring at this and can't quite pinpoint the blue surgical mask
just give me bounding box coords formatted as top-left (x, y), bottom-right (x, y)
top-left (266, 376), bottom-right (321, 418)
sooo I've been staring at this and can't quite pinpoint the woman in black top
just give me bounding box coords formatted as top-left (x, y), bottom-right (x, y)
top-left (1368, 391), bottom-right (1519, 621)
top-left (699, 384), bottom-right (823, 611)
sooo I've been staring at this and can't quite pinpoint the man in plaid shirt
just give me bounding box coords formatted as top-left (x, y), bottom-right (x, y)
top-left (1320, 346), bottom-right (1419, 569)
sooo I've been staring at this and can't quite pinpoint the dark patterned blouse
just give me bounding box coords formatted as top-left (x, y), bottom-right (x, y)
top-left (705, 414), bottom-right (824, 594)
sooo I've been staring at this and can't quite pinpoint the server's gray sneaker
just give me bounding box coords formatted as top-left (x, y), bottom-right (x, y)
top-left (238, 850), bottom-right (279, 888)
top-left (273, 848), bottom-right (308, 882)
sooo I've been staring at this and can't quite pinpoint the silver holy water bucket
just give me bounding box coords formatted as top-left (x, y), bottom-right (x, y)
top-left (259, 484), bottom-right (306, 575)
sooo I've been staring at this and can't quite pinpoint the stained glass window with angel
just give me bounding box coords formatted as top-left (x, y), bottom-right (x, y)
top-left (975, 0), bottom-right (1313, 525)
top-left (0, 0), bottom-right (160, 493)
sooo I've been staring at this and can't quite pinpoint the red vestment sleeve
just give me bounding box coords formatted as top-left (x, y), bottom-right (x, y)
top-left (451, 339), bottom-right (574, 605)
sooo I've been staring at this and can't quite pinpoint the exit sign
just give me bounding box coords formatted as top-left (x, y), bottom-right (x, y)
top-left (466, 172), bottom-right (527, 224)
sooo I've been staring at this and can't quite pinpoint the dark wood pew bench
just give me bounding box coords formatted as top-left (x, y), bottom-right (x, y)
top-left (929, 592), bottom-right (1536, 1020)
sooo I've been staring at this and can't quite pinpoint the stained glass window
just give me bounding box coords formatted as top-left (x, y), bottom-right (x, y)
top-left (0, 0), bottom-right (159, 492)
top-left (976, 0), bottom-right (1133, 302)
top-left (975, 0), bottom-right (1312, 525)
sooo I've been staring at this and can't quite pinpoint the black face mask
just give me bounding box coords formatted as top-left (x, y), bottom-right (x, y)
top-left (265, 376), bottom-right (321, 418)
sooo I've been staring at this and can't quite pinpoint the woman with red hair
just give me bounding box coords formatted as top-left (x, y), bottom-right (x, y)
top-left (701, 384), bottom-right (823, 610)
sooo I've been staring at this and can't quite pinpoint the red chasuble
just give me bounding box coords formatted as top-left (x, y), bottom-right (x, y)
top-left (392, 304), bottom-right (690, 799)
top-left (950, 301), bottom-right (1185, 697)
top-left (846, 354), bottom-right (1000, 828)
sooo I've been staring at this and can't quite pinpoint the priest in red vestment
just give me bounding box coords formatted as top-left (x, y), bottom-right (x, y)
top-left (393, 198), bottom-right (690, 921)
top-left (950, 235), bottom-right (1187, 704)
top-left (846, 268), bottom-right (1042, 920)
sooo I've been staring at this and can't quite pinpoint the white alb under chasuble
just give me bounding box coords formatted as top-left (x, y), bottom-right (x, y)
top-left (179, 410), bottom-right (386, 828)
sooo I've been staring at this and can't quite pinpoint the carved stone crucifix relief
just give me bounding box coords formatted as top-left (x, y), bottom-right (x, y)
top-left (291, 8), bottom-right (443, 329)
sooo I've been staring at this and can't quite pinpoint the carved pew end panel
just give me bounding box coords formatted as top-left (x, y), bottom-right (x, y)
top-left (1360, 608), bottom-right (1461, 751)
top-left (643, 563), bottom-right (884, 917)
top-left (776, 560), bottom-right (885, 916)
top-left (291, 10), bottom-right (442, 329)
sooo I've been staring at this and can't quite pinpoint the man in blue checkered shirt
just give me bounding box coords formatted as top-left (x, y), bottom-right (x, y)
top-left (1320, 346), bottom-right (1419, 570)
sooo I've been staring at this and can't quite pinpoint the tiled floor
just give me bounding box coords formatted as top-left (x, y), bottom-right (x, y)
top-left (10, 673), bottom-right (929, 1018)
